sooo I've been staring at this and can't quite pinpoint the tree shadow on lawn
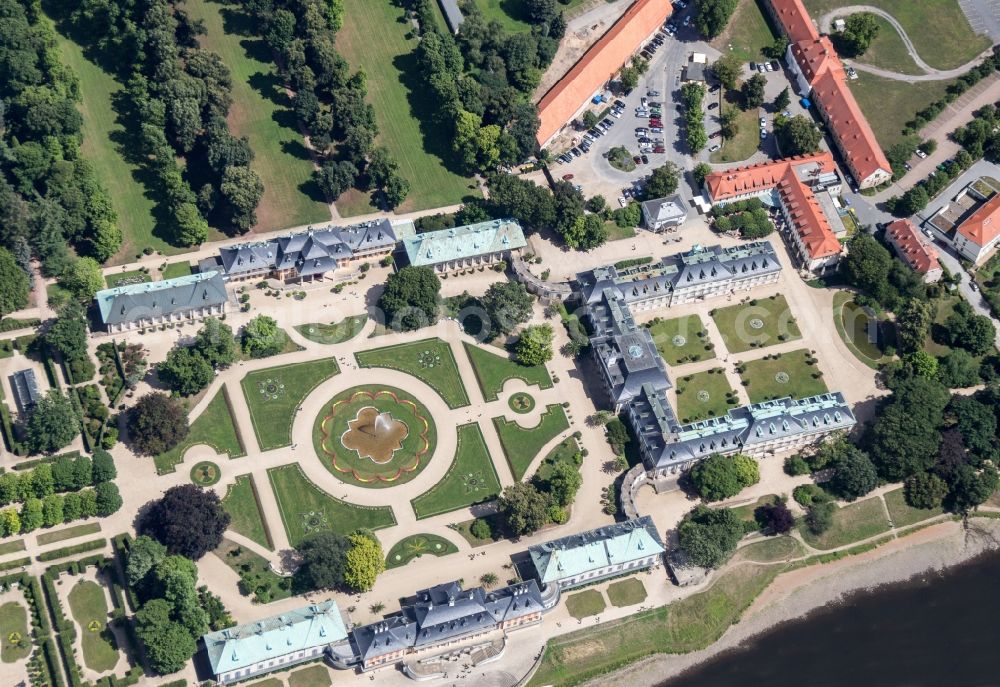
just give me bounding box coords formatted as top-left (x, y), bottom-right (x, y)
top-left (390, 50), bottom-right (468, 179)
top-left (281, 138), bottom-right (314, 162)
top-left (219, 4), bottom-right (262, 38)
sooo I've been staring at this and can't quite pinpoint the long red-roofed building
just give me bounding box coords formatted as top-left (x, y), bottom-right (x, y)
top-left (762, 0), bottom-right (892, 189)
top-left (535, 0), bottom-right (670, 147)
top-left (704, 152), bottom-right (845, 271)
top-left (884, 219), bottom-right (942, 282)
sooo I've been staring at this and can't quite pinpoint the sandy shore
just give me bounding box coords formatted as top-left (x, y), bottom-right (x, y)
top-left (586, 518), bottom-right (1000, 687)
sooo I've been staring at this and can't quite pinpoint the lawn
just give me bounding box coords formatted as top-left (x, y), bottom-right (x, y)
top-left (735, 536), bottom-right (804, 563)
top-left (847, 72), bottom-right (957, 149)
top-left (222, 474), bottom-right (273, 550)
top-left (463, 342), bottom-right (553, 401)
top-left (803, 0), bottom-right (991, 70)
top-left (493, 404), bottom-right (570, 480)
top-left (294, 315), bottom-right (368, 344)
top-left (975, 251), bottom-right (1000, 319)
top-left (645, 315), bottom-right (716, 366)
top-left (710, 99), bottom-right (761, 164)
top-left (312, 386), bottom-right (437, 487)
top-left (711, 294), bottom-right (802, 353)
top-left (528, 564), bottom-right (781, 686)
top-left (411, 423), bottom-right (502, 519)
top-left (853, 16), bottom-right (923, 75)
top-left (0, 540), bottom-right (26, 556)
top-left (470, 0), bottom-right (592, 33)
top-left (832, 291), bottom-right (894, 368)
top-left (674, 369), bottom-right (736, 423)
top-left (925, 295), bottom-right (967, 358)
top-left (606, 578), bottom-right (647, 608)
top-left (161, 261), bottom-right (193, 280)
top-left (37, 522), bottom-right (102, 546)
top-left (565, 590), bottom-right (606, 620)
top-left (67, 579), bottom-right (119, 673)
top-left (385, 533), bottom-right (459, 569)
top-left (738, 349), bottom-right (828, 403)
top-left (240, 358), bottom-right (340, 451)
top-left (727, 494), bottom-right (780, 524)
top-left (453, 515), bottom-right (504, 547)
top-left (884, 487), bottom-right (945, 528)
top-left (798, 496), bottom-right (892, 550)
top-left (104, 270), bottom-right (150, 288)
top-left (267, 464), bottom-right (395, 546)
top-left (356, 339), bottom-right (470, 408)
top-left (335, 0), bottom-right (478, 215)
top-left (155, 387), bottom-right (246, 474)
top-left (183, 0), bottom-right (331, 232)
top-left (51, 32), bottom-right (173, 263)
top-left (711, 0), bottom-right (779, 62)
top-left (288, 665), bottom-right (331, 687)
top-left (0, 601), bottom-right (30, 663)
top-left (213, 537), bottom-right (291, 603)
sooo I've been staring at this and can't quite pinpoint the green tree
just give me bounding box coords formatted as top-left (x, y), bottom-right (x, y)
top-left (712, 54), bottom-right (742, 90)
top-left (45, 301), bottom-right (89, 362)
top-left (840, 12), bottom-right (880, 56)
top-left (582, 111), bottom-right (599, 129)
top-left (775, 115), bottom-right (821, 156)
top-left (741, 74), bottom-right (766, 110)
top-left (938, 349), bottom-right (981, 388)
top-left (482, 282), bottom-right (534, 336)
top-left (805, 501), bottom-right (835, 534)
top-left (950, 395), bottom-right (997, 463)
top-left (42, 493), bottom-right (63, 527)
top-left (619, 66), bottom-right (639, 91)
top-left (694, 0), bottom-right (739, 38)
top-left (19, 498), bottom-right (43, 533)
top-left (59, 257), bottom-right (104, 302)
top-left (142, 484), bottom-right (230, 560)
top-left (95, 482), bottom-right (123, 516)
top-left (30, 464), bottom-right (55, 499)
top-left (92, 449), bottom-right (117, 483)
top-left (127, 393), bottom-right (189, 456)
top-left (135, 599), bottom-right (197, 675)
top-left (540, 461), bottom-right (582, 507)
top-left (677, 505), bottom-right (746, 568)
top-left (158, 347), bottom-right (214, 396)
top-left (343, 533), bottom-right (384, 592)
top-left (193, 318), bottom-right (238, 369)
top-left (869, 377), bottom-right (949, 480)
top-left (689, 454), bottom-right (746, 501)
top-left (896, 299), bottom-right (933, 353)
top-left (732, 455), bottom-right (760, 489)
top-left (515, 324), bottom-right (554, 366)
top-left (315, 160), bottom-right (357, 200)
top-left (643, 162), bottom-right (680, 200)
top-left (826, 445), bottom-right (879, 501)
top-left (219, 166), bottom-right (264, 231)
top-left (947, 464), bottom-right (999, 514)
top-left (775, 87), bottom-right (791, 111)
top-left (62, 492), bottom-right (82, 521)
top-left (0, 509), bottom-right (21, 537)
top-left (0, 247), bottom-right (29, 317)
top-left (693, 162), bottom-right (713, 187)
top-left (499, 482), bottom-right (551, 536)
top-left (126, 535), bottom-right (168, 589)
top-left (240, 315), bottom-right (286, 358)
top-left (894, 185), bottom-right (929, 216)
top-left (294, 531), bottom-right (349, 592)
top-left (26, 390), bottom-right (78, 454)
top-left (842, 233), bottom-right (893, 304)
top-left (904, 472), bottom-right (948, 509)
top-left (378, 266), bottom-right (441, 332)
top-left (904, 351), bottom-right (939, 379)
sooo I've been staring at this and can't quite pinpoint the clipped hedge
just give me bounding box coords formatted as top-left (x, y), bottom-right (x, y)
top-left (37, 538), bottom-right (107, 562)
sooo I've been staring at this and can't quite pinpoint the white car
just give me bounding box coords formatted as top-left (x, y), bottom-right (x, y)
top-left (709, 144), bottom-right (721, 152)
top-left (618, 197), bottom-right (628, 207)
top-left (650, 127), bottom-right (663, 133)
top-left (611, 109), bottom-right (622, 118)
top-left (764, 62), bottom-right (774, 72)
top-left (759, 116), bottom-right (767, 127)
top-left (916, 149), bottom-right (928, 159)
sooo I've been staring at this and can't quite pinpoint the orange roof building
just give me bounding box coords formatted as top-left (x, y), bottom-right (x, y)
top-left (704, 152), bottom-right (845, 271)
top-left (952, 193), bottom-right (1000, 264)
top-left (763, 0), bottom-right (892, 189)
top-left (535, 0), bottom-right (670, 147)
top-left (884, 219), bottom-right (942, 282)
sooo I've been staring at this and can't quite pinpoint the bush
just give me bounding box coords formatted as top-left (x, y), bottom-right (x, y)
top-left (792, 483), bottom-right (829, 507)
top-left (470, 518), bottom-right (492, 540)
top-left (805, 501), bottom-right (835, 535)
top-left (784, 454), bottom-right (810, 476)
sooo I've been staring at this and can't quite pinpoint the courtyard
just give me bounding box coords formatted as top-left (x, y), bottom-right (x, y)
top-left (737, 349), bottom-right (829, 403)
top-left (711, 294), bottom-right (803, 354)
top-left (674, 368), bottom-right (737, 423)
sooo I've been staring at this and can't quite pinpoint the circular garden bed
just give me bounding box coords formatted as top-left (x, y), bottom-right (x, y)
top-left (190, 461), bottom-right (221, 486)
top-left (313, 385), bottom-right (437, 487)
top-left (385, 534), bottom-right (458, 569)
top-left (508, 392), bottom-right (535, 414)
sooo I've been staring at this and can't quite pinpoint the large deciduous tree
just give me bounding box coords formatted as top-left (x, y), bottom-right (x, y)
top-left (840, 12), bottom-right (880, 56)
top-left (678, 505), bottom-right (746, 568)
top-left (378, 266), bottom-right (441, 332)
top-left (294, 531), bottom-right (349, 592)
top-left (128, 393), bottom-right (189, 456)
top-left (643, 162), bottom-right (680, 200)
top-left (342, 532), bottom-right (384, 592)
top-left (499, 482), bottom-right (550, 536)
top-left (775, 115), bottom-right (821, 156)
top-left (26, 390), bottom-right (78, 454)
top-left (142, 484), bottom-right (230, 560)
top-left (482, 282), bottom-right (533, 336)
top-left (515, 324), bottom-right (554, 366)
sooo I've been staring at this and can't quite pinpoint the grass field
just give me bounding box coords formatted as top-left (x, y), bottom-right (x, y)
top-left (267, 464), bottom-right (395, 546)
top-left (803, 0), bottom-right (990, 70)
top-left (294, 315), bottom-right (367, 344)
top-left (711, 99), bottom-right (762, 164)
top-left (184, 0), bottom-right (331, 232)
top-left (848, 73), bottom-right (957, 149)
top-left (411, 423), bottom-right (502, 519)
top-left (288, 665), bottom-right (331, 687)
top-left (674, 369), bottom-right (736, 423)
top-left (105, 270), bottom-right (150, 288)
top-left (154, 387), bottom-right (246, 474)
top-left (853, 16), bottom-right (923, 75)
top-left (738, 349), bottom-right (828, 402)
top-left (529, 564), bottom-right (781, 686)
top-left (222, 474), bottom-right (273, 550)
top-left (734, 536), bottom-right (804, 563)
top-left (884, 487), bottom-right (945, 528)
top-left (161, 262), bottom-right (193, 280)
top-left (0, 540), bottom-right (26, 556)
top-left (493, 404), bottom-right (570, 480)
top-left (645, 315), bottom-right (715, 365)
top-left (711, 0), bottom-right (779, 62)
top-left (463, 342), bottom-right (553, 401)
top-left (67, 580), bottom-right (119, 673)
top-left (51, 33), bottom-right (170, 263)
top-left (0, 601), bottom-right (30, 663)
top-left (832, 292), bottom-right (894, 368)
top-left (385, 533), bottom-right (459, 569)
top-left (712, 294), bottom-right (802, 354)
top-left (565, 590), bottom-right (606, 620)
top-left (335, 0), bottom-right (478, 215)
top-left (799, 496), bottom-right (892, 550)
top-left (356, 339), bottom-right (470, 408)
top-left (241, 358), bottom-right (340, 451)
top-left (37, 522), bottom-right (102, 546)
top-left (607, 578), bottom-right (647, 608)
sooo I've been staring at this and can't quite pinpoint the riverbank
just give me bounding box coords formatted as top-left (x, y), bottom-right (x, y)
top-left (585, 518), bottom-right (1000, 687)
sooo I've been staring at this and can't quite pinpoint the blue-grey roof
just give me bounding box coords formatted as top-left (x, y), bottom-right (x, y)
top-left (529, 517), bottom-right (665, 585)
top-left (438, 0), bottom-right (464, 32)
top-left (203, 601), bottom-right (348, 676)
top-left (11, 369), bottom-right (39, 408)
top-left (95, 272), bottom-right (228, 326)
top-left (642, 194), bottom-right (688, 226)
top-left (402, 219), bottom-right (526, 267)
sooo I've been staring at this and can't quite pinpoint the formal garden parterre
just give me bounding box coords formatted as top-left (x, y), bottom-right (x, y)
top-left (737, 349), bottom-right (828, 403)
top-left (711, 295), bottom-right (802, 354)
top-left (462, 342), bottom-right (552, 401)
top-left (155, 387), bottom-right (246, 474)
top-left (674, 368), bottom-right (738, 423)
top-left (385, 534), bottom-right (459, 569)
top-left (410, 423), bottom-right (502, 519)
top-left (493, 404), bottom-right (571, 481)
top-left (222, 475), bottom-right (274, 550)
top-left (356, 339), bottom-right (470, 408)
top-left (645, 314), bottom-right (716, 366)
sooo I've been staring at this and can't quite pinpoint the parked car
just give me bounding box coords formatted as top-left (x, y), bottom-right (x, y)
top-left (916, 149), bottom-right (928, 159)
top-left (636, 112), bottom-right (649, 118)
top-left (749, 61), bottom-right (757, 72)
top-left (640, 97), bottom-right (648, 108)
top-left (649, 120), bottom-right (663, 127)
top-left (618, 197), bottom-right (628, 207)
top-left (638, 136), bottom-right (652, 144)
top-left (649, 101), bottom-right (661, 108)
top-left (574, 184), bottom-right (583, 192)
top-left (708, 102), bottom-right (719, 110)
top-left (709, 144), bottom-right (721, 152)
top-left (904, 162), bottom-right (912, 171)
top-left (611, 109), bottom-right (622, 118)
top-left (709, 85), bottom-right (720, 93)
top-left (764, 62), bottom-right (774, 72)
top-left (633, 155), bottom-right (643, 164)
top-left (758, 63), bottom-right (766, 72)
top-left (759, 116), bottom-right (767, 127)
top-left (602, 118), bottom-right (615, 127)
top-left (641, 154), bottom-right (649, 164)
top-left (760, 130), bottom-right (767, 139)
top-left (650, 127), bottom-right (663, 133)
top-left (710, 131), bottom-right (722, 139)
top-left (635, 127), bottom-right (648, 133)
top-left (580, 142), bottom-right (591, 152)
top-left (641, 51), bottom-right (652, 60)
top-left (771, 61), bottom-right (780, 71)
top-left (614, 99), bottom-right (626, 108)
top-left (562, 174), bottom-right (574, 181)
top-left (571, 147), bottom-right (581, 157)
top-left (683, 15), bottom-right (691, 26)
top-left (556, 156), bottom-right (565, 164)
top-left (654, 146), bottom-right (666, 153)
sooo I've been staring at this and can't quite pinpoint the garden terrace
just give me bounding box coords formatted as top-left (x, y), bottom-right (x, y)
top-left (738, 349), bottom-right (828, 402)
top-left (240, 359), bottom-right (340, 451)
top-left (356, 339), bottom-right (470, 408)
top-left (410, 423), bottom-right (502, 519)
top-left (493, 405), bottom-right (571, 480)
top-left (154, 387), bottom-right (245, 474)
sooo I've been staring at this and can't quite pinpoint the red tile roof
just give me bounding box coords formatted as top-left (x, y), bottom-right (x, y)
top-left (884, 219), bottom-right (941, 274)
top-left (705, 152), bottom-right (842, 261)
top-left (957, 193), bottom-right (1000, 247)
top-left (536, 0), bottom-right (670, 145)
top-left (767, 0), bottom-right (819, 43)
top-left (789, 37), bottom-right (843, 85)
